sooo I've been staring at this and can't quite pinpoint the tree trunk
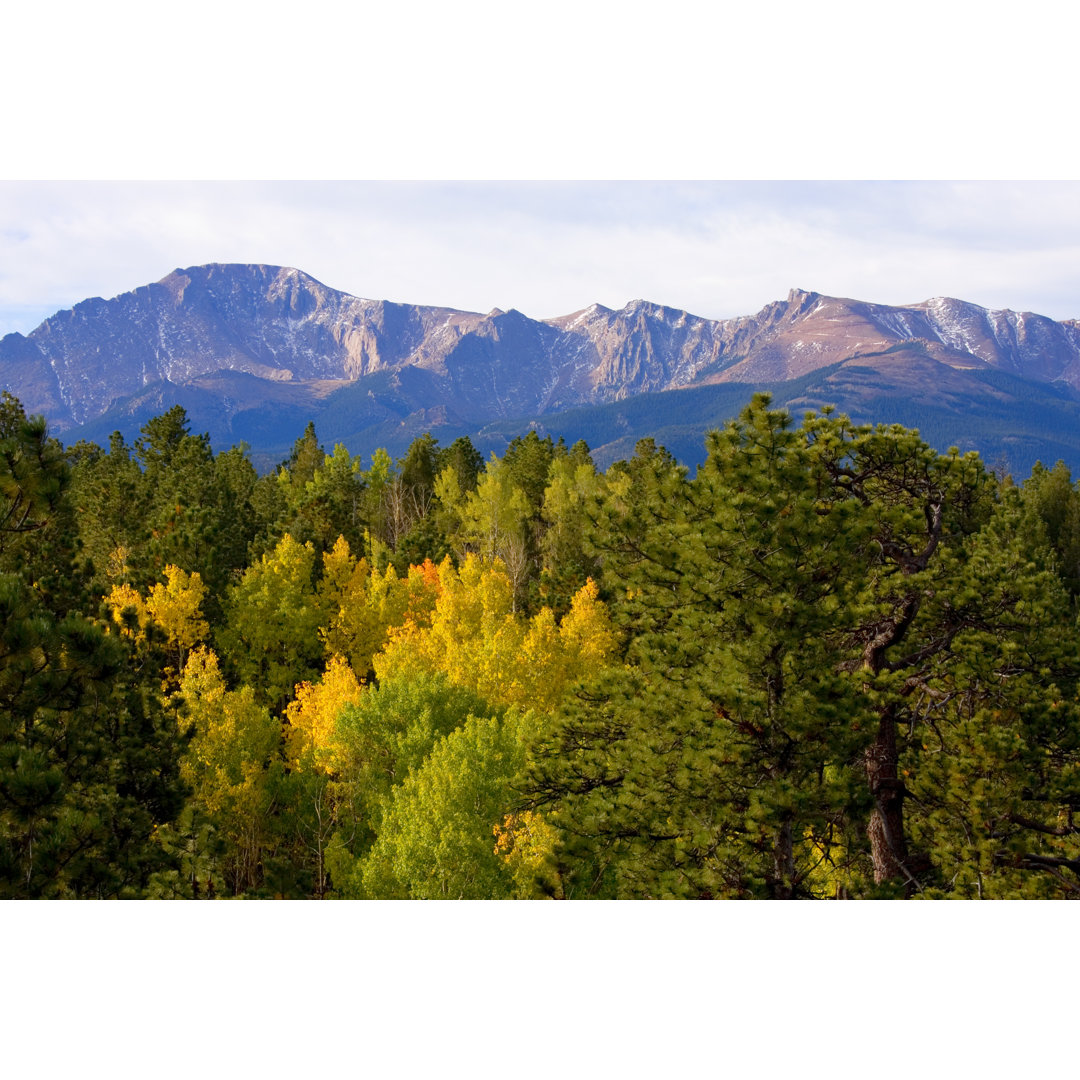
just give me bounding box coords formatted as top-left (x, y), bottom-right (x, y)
top-left (865, 705), bottom-right (909, 887)
top-left (770, 819), bottom-right (796, 899)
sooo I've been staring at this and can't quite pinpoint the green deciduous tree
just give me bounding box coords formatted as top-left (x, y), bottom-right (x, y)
top-left (349, 708), bottom-right (542, 899)
top-left (217, 533), bottom-right (326, 712)
top-left (455, 456), bottom-right (531, 601)
top-left (537, 454), bottom-right (603, 616)
top-left (323, 670), bottom-right (497, 892)
top-left (333, 671), bottom-right (492, 825)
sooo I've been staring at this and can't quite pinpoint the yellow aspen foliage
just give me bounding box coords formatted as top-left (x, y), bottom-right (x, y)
top-left (106, 544), bottom-right (132, 581)
top-left (176, 648), bottom-right (278, 800)
top-left (284, 654), bottom-right (365, 772)
top-left (318, 536), bottom-right (378, 670)
top-left (317, 536), bottom-right (437, 679)
top-left (493, 810), bottom-right (562, 898)
top-left (145, 564), bottom-right (209, 668)
top-left (320, 533), bottom-right (360, 595)
top-left (175, 647), bottom-right (281, 893)
top-left (105, 565), bottom-right (208, 679)
top-left (369, 564), bottom-right (410, 630)
top-left (104, 582), bottom-right (149, 638)
top-left (376, 554), bottom-right (515, 702)
top-left (557, 578), bottom-right (619, 669)
top-left (374, 555), bottom-right (618, 713)
top-left (514, 608), bottom-right (562, 706)
top-left (517, 586), bottom-right (620, 710)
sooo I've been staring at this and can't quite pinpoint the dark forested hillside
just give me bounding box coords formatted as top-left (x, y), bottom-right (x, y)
top-left (4, 388), bottom-right (1080, 898)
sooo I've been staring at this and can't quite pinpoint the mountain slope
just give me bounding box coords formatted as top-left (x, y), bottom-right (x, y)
top-left (3, 263), bottom-right (1080, 476)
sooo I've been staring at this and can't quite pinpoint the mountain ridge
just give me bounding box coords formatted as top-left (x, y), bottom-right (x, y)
top-left (4, 263), bottom-right (1080, 476)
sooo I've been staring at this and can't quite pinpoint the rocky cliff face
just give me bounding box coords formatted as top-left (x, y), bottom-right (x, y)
top-left (1, 265), bottom-right (492, 426)
top-left (3, 265), bottom-right (1080, 438)
top-left (703, 289), bottom-right (1080, 386)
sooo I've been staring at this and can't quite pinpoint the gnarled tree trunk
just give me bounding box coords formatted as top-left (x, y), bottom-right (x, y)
top-left (865, 705), bottom-right (908, 886)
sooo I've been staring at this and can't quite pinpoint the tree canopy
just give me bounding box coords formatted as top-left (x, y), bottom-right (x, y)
top-left (3, 391), bottom-right (1078, 898)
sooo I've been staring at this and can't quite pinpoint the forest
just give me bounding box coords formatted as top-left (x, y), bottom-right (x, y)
top-left (3, 386), bottom-right (1080, 899)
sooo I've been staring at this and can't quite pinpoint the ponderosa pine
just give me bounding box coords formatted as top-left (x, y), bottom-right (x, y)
top-left (525, 396), bottom-right (1080, 898)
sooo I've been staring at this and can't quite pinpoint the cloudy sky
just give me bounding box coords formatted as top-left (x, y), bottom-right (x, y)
top-left (4, 179), bottom-right (1080, 337)
top-left (2, 6), bottom-right (1079, 336)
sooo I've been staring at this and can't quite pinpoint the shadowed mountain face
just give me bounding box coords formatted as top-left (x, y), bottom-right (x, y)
top-left (3, 263), bottom-right (1080, 475)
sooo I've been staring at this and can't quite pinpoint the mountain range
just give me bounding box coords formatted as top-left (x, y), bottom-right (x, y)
top-left (4, 262), bottom-right (1080, 476)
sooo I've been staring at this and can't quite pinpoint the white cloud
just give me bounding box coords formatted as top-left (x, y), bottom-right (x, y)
top-left (5, 5), bottom-right (1080, 336)
top-left (4, 180), bottom-right (1080, 337)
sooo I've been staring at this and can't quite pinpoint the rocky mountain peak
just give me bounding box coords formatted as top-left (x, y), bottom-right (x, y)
top-left (785, 287), bottom-right (821, 308)
top-left (4, 265), bottom-right (1080, 472)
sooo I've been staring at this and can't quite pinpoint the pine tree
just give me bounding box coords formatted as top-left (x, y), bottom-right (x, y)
top-left (1020, 460), bottom-right (1080, 602)
top-left (525, 397), bottom-right (1080, 898)
top-left (0, 394), bottom-right (187, 897)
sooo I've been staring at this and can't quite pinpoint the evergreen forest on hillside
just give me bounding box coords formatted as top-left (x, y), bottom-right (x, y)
top-left (4, 386), bottom-right (1080, 898)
